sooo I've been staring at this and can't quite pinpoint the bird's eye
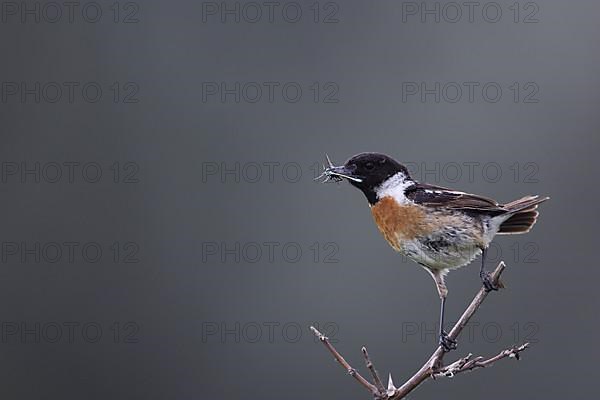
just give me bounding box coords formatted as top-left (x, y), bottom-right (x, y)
top-left (365, 162), bottom-right (375, 170)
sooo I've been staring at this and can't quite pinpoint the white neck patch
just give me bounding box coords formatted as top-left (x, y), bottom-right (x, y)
top-left (375, 172), bottom-right (414, 204)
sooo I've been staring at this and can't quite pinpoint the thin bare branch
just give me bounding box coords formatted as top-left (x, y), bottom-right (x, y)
top-left (310, 326), bottom-right (381, 397)
top-left (391, 261), bottom-right (508, 398)
top-left (362, 346), bottom-right (386, 394)
top-left (312, 261), bottom-right (530, 400)
top-left (434, 343), bottom-right (529, 378)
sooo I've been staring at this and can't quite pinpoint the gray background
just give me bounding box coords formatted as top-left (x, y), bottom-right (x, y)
top-left (1, 0), bottom-right (599, 399)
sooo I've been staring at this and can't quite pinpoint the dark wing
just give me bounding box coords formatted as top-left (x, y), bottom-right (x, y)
top-left (405, 183), bottom-right (507, 216)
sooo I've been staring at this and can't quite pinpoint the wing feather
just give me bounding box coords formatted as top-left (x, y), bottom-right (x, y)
top-left (405, 183), bottom-right (507, 215)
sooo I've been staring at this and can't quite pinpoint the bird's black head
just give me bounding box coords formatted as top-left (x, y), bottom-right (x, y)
top-left (323, 153), bottom-right (412, 204)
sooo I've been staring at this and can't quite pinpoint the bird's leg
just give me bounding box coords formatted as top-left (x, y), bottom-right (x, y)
top-left (438, 296), bottom-right (456, 352)
top-left (479, 247), bottom-right (500, 291)
top-left (431, 271), bottom-right (456, 352)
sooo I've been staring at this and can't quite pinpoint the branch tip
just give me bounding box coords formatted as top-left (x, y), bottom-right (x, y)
top-left (310, 326), bottom-right (327, 341)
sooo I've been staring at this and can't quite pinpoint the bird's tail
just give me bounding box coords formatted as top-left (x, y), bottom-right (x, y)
top-left (498, 195), bottom-right (549, 234)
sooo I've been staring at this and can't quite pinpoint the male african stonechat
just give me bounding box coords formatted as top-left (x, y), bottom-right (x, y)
top-left (316, 152), bottom-right (548, 351)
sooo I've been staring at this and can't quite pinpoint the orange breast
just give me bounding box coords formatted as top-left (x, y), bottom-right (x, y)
top-left (370, 197), bottom-right (431, 249)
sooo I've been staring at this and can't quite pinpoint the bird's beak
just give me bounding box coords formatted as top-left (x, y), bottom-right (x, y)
top-left (325, 165), bottom-right (363, 183)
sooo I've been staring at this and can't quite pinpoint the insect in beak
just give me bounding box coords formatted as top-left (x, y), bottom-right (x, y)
top-left (314, 154), bottom-right (363, 183)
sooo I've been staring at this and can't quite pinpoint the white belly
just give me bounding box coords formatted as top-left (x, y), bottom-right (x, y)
top-left (399, 238), bottom-right (482, 271)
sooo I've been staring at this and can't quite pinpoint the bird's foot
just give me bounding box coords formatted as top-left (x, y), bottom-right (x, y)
top-left (480, 270), bottom-right (501, 292)
top-left (439, 331), bottom-right (457, 352)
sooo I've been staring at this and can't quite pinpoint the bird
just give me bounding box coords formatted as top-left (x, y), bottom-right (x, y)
top-left (316, 152), bottom-right (548, 351)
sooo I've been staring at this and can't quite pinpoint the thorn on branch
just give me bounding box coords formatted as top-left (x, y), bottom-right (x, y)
top-left (387, 373), bottom-right (397, 397)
